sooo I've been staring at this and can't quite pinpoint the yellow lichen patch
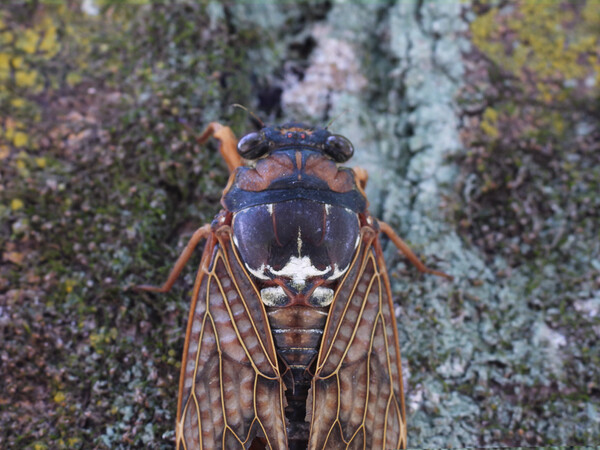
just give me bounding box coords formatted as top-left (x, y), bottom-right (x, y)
top-left (54, 391), bottom-right (66, 403)
top-left (11, 198), bottom-right (24, 211)
top-left (0, 53), bottom-right (9, 81)
top-left (66, 71), bottom-right (82, 86)
top-left (65, 279), bottom-right (76, 293)
top-left (481, 107), bottom-right (499, 139)
top-left (470, 0), bottom-right (599, 103)
top-left (38, 19), bottom-right (59, 57)
top-left (16, 162), bottom-right (29, 178)
top-left (16, 28), bottom-right (39, 54)
top-left (0, 53), bottom-right (9, 70)
top-left (35, 157), bottom-right (46, 168)
top-left (13, 131), bottom-right (28, 148)
top-left (15, 70), bottom-right (37, 88)
top-left (470, 6), bottom-right (498, 50)
top-left (0, 11), bottom-right (64, 126)
top-left (4, 120), bottom-right (15, 140)
top-left (10, 98), bottom-right (25, 108)
top-left (0, 30), bottom-right (14, 45)
top-left (15, 151), bottom-right (31, 178)
top-left (89, 327), bottom-right (118, 354)
top-left (89, 333), bottom-right (103, 353)
top-left (536, 82), bottom-right (554, 105)
top-left (11, 56), bottom-right (23, 69)
top-left (582, 0), bottom-right (600, 27)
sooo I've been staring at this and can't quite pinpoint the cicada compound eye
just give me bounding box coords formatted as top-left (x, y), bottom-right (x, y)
top-left (324, 135), bottom-right (354, 163)
top-left (237, 131), bottom-right (270, 160)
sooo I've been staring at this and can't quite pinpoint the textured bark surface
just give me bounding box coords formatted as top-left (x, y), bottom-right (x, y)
top-left (1, 1), bottom-right (598, 447)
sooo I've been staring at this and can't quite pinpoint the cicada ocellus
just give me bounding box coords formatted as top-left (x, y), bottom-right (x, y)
top-left (138, 121), bottom-right (451, 449)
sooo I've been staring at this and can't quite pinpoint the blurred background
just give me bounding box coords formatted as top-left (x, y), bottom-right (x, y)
top-left (1, 1), bottom-right (599, 448)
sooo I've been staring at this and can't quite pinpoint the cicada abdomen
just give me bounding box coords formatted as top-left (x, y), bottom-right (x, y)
top-left (137, 121), bottom-right (451, 449)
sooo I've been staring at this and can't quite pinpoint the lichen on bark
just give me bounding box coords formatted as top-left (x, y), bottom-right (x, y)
top-left (1, 1), bottom-right (598, 447)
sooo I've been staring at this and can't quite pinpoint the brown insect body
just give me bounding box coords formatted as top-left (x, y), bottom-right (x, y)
top-left (138, 122), bottom-right (451, 449)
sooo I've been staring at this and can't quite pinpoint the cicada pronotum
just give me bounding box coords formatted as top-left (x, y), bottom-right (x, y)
top-left (138, 121), bottom-right (451, 449)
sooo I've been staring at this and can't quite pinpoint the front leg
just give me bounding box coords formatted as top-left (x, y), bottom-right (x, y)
top-left (379, 221), bottom-right (453, 281)
top-left (195, 122), bottom-right (241, 173)
top-left (135, 224), bottom-right (213, 293)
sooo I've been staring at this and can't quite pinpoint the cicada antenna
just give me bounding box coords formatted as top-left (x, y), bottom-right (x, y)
top-left (324, 108), bottom-right (350, 129)
top-left (232, 103), bottom-right (265, 128)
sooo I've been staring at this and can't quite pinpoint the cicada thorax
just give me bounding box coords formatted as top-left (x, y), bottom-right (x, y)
top-left (223, 146), bottom-right (367, 445)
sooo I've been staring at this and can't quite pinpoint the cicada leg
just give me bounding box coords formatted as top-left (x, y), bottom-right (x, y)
top-left (379, 221), bottom-right (453, 281)
top-left (196, 122), bottom-right (242, 173)
top-left (352, 166), bottom-right (368, 189)
top-left (353, 165), bottom-right (452, 281)
top-left (136, 224), bottom-right (213, 292)
top-left (352, 166), bottom-right (369, 201)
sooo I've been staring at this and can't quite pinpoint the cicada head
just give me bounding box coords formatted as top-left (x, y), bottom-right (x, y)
top-left (223, 122), bottom-right (367, 215)
top-left (236, 122), bottom-right (354, 163)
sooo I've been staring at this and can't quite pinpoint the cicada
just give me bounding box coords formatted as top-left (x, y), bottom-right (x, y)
top-left (138, 121), bottom-right (451, 449)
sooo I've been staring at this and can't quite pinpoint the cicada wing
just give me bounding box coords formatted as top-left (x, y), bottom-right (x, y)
top-left (308, 227), bottom-right (407, 450)
top-left (177, 229), bottom-right (287, 450)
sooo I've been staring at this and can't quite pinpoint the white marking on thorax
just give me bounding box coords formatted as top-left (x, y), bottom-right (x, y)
top-left (297, 228), bottom-right (302, 256)
top-left (325, 204), bottom-right (331, 215)
top-left (266, 204), bottom-right (273, 215)
top-left (270, 256), bottom-right (330, 290)
top-left (245, 255), bottom-right (353, 291)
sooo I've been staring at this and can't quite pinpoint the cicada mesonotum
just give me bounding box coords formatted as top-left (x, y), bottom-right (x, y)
top-left (138, 121), bottom-right (451, 449)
